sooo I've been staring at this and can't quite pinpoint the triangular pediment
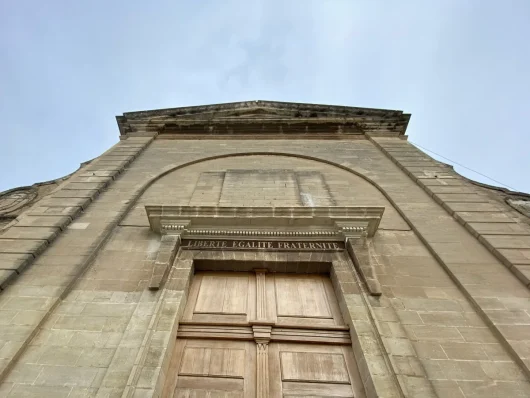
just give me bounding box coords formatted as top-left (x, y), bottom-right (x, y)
top-left (116, 100), bottom-right (411, 137)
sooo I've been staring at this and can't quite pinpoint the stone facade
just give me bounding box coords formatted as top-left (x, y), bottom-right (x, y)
top-left (0, 100), bottom-right (529, 397)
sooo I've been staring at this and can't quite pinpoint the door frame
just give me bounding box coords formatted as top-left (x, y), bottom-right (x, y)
top-left (125, 205), bottom-right (417, 397)
top-left (152, 250), bottom-right (398, 398)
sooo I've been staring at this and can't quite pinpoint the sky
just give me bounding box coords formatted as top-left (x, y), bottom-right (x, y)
top-left (1, 0), bottom-right (529, 193)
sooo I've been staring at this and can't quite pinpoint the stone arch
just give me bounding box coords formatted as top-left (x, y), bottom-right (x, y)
top-left (120, 152), bottom-right (410, 231)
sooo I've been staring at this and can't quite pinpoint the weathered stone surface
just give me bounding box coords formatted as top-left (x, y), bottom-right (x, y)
top-left (1, 227), bottom-right (60, 242)
top-left (0, 253), bottom-right (33, 272)
top-left (37, 197), bottom-right (92, 210)
top-left (52, 189), bottom-right (100, 199)
top-left (0, 239), bottom-right (47, 255)
top-left (0, 102), bottom-right (528, 397)
top-left (26, 206), bottom-right (81, 218)
top-left (14, 215), bottom-right (71, 230)
top-left (0, 270), bottom-right (17, 289)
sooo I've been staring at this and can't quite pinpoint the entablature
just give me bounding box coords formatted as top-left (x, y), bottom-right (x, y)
top-left (145, 205), bottom-right (385, 239)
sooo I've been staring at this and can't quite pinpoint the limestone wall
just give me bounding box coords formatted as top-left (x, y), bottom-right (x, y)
top-left (0, 136), bottom-right (529, 397)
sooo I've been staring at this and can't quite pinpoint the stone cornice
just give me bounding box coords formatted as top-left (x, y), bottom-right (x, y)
top-left (117, 100), bottom-right (410, 138)
top-left (145, 205), bottom-right (385, 239)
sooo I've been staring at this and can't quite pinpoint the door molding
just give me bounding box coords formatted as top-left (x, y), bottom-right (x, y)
top-left (125, 205), bottom-right (431, 398)
top-left (145, 205), bottom-right (385, 295)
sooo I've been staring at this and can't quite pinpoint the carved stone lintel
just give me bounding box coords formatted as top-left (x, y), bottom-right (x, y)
top-left (145, 205), bottom-right (384, 238)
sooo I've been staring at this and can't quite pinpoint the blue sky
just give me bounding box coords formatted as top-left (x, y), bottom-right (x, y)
top-left (1, 0), bottom-right (529, 193)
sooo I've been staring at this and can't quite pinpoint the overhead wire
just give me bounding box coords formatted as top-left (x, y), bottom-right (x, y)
top-left (408, 140), bottom-right (518, 191)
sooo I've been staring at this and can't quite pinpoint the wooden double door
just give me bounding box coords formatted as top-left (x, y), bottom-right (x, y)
top-left (165, 271), bottom-right (365, 398)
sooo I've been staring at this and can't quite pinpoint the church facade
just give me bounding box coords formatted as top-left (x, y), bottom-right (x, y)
top-left (0, 100), bottom-right (530, 397)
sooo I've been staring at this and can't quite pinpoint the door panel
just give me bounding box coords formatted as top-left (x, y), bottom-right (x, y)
top-left (195, 274), bottom-right (249, 315)
top-left (280, 351), bottom-right (350, 383)
top-left (270, 343), bottom-right (364, 398)
top-left (274, 274), bottom-right (343, 327)
top-left (172, 339), bottom-right (256, 398)
top-left (183, 272), bottom-right (255, 323)
top-left (282, 382), bottom-right (354, 398)
top-left (169, 271), bottom-right (364, 398)
top-left (275, 275), bottom-right (332, 318)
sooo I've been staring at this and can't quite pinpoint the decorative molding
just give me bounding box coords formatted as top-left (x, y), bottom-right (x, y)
top-left (255, 269), bottom-right (268, 321)
top-left (148, 230), bottom-right (187, 290)
top-left (146, 205), bottom-right (385, 240)
top-left (116, 100), bottom-right (411, 138)
top-left (345, 237), bottom-right (382, 296)
top-left (254, 324), bottom-right (271, 398)
top-left (177, 323), bottom-right (351, 345)
top-left (179, 229), bottom-right (340, 237)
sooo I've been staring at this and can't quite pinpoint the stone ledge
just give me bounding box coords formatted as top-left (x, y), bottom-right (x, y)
top-left (62, 182), bottom-right (108, 191)
top-left (14, 215), bottom-right (72, 230)
top-left (370, 136), bottom-right (530, 379)
top-left (52, 189), bottom-right (100, 200)
top-left (372, 137), bottom-right (530, 289)
top-left (78, 170), bottom-right (120, 178)
top-left (0, 136), bottom-right (154, 294)
top-left (0, 270), bottom-right (17, 290)
top-left (0, 227), bottom-right (60, 243)
top-left (37, 197), bottom-right (92, 210)
top-left (27, 206), bottom-right (81, 219)
top-left (0, 253), bottom-right (33, 273)
top-left (0, 239), bottom-right (47, 256)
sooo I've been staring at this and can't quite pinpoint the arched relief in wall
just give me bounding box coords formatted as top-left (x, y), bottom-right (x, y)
top-left (121, 154), bottom-right (410, 232)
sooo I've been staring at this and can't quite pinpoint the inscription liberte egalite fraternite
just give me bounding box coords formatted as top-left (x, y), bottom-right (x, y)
top-left (181, 239), bottom-right (344, 251)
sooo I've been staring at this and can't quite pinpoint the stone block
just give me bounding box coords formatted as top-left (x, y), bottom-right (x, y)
top-left (37, 197), bottom-right (92, 210)
top-left (481, 361), bottom-right (527, 381)
top-left (26, 206), bottom-right (81, 218)
top-left (484, 235), bottom-right (530, 249)
top-left (6, 384), bottom-right (71, 397)
top-left (512, 265), bottom-right (530, 285)
top-left (496, 324), bottom-right (530, 340)
top-left (458, 380), bottom-right (530, 398)
top-left (63, 182), bottom-right (107, 191)
top-left (0, 269), bottom-right (17, 289)
top-left (1, 227), bottom-right (60, 243)
top-left (14, 215), bottom-right (72, 230)
top-left (84, 165), bottom-right (123, 173)
top-left (0, 238), bottom-right (47, 256)
top-left (440, 342), bottom-right (489, 360)
top-left (420, 178), bottom-right (465, 186)
top-left (78, 170), bottom-right (120, 178)
top-left (34, 365), bottom-right (100, 387)
top-left (428, 186), bottom-right (476, 194)
top-left (447, 202), bottom-right (502, 212)
top-left (70, 176), bottom-right (113, 183)
top-left (76, 348), bottom-right (115, 367)
top-left (0, 253), bottom-right (33, 272)
top-left (498, 249), bottom-right (530, 265)
top-left (407, 325), bottom-right (464, 341)
top-left (456, 211), bottom-right (515, 223)
top-left (468, 222), bottom-right (530, 235)
top-left (435, 193), bottom-right (486, 202)
top-left (99, 155), bottom-right (134, 161)
top-left (94, 160), bottom-right (129, 168)
top-left (52, 189), bottom-right (100, 199)
top-left (412, 342), bottom-right (447, 359)
top-left (431, 380), bottom-right (465, 398)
